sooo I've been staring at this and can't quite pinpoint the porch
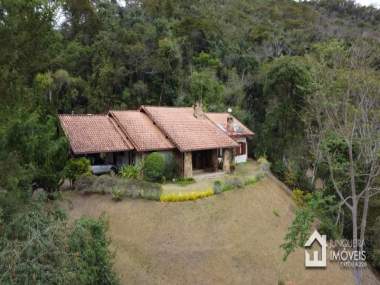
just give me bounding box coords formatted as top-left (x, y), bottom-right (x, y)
top-left (181, 148), bottom-right (233, 178)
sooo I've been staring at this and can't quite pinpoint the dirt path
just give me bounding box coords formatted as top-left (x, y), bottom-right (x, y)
top-left (63, 176), bottom-right (379, 285)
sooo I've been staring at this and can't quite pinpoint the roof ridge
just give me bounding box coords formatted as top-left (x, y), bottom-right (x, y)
top-left (141, 105), bottom-right (193, 109)
top-left (140, 106), bottom-right (183, 151)
top-left (58, 113), bottom-right (108, 117)
top-left (107, 115), bottom-right (134, 150)
top-left (109, 110), bottom-right (140, 113)
top-left (206, 112), bottom-right (229, 115)
top-left (108, 111), bottom-right (141, 151)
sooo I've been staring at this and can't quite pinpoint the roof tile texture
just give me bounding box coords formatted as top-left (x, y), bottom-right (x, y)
top-left (206, 113), bottom-right (254, 137)
top-left (142, 106), bottom-right (239, 152)
top-left (110, 111), bottom-right (175, 151)
top-left (59, 115), bottom-right (133, 154)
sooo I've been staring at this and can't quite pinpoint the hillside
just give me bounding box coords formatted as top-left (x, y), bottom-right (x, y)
top-left (1, 0), bottom-right (380, 283)
top-left (64, 176), bottom-right (378, 284)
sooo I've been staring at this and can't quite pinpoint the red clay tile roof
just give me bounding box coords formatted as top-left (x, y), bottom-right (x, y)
top-left (141, 106), bottom-right (239, 152)
top-left (59, 114), bottom-right (133, 154)
top-left (109, 111), bottom-right (175, 151)
top-left (206, 113), bottom-right (254, 137)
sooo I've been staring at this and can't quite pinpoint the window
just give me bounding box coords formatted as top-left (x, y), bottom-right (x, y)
top-left (235, 142), bottom-right (246, 156)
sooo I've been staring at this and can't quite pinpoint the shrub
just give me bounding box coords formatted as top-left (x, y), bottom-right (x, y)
top-left (111, 188), bottom-right (124, 201)
top-left (244, 175), bottom-right (259, 186)
top-left (120, 164), bottom-right (141, 179)
top-left (271, 160), bottom-right (286, 180)
top-left (91, 175), bottom-right (120, 194)
top-left (64, 158), bottom-right (91, 187)
top-left (75, 174), bottom-right (97, 191)
top-left (258, 156), bottom-right (271, 172)
top-left (292, 188), bottom-right (310, 207)
top-left (68, 216), bottom-right (118, 284)
top-left (0, 192), bottom-right (118, 284)
top-left (122, 179), bottom-right (158, 200)
top-left (143, 152), bottom-right (165, 182)
top-left (160, 188), bottom-right (213, 202)
top-left (213, 180), bottom-right (223, 194)
top-left (163, 153), bottom-right (178, 180)
top-left (74, 175), bottom-right (162, 201)
top-left (175, 177), bottom-right (195, 186)
top-left (224, 177), bottom-right (244, 190)
top-left (284, 163), bottom-right (300, 187)
top-left (213, 178), bottom-right (244, 194)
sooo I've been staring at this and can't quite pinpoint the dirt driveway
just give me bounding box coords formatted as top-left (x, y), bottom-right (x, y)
top-left (63, 176), bottom-right (379, 285)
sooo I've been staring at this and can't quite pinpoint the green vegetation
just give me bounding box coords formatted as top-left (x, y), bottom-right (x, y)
top-left (111, 187), bottom-right (124, 201)
top-left (213, 173), bottom-right (263, 195)
top-left (174, 177), bottom-right (196, 186)
top-left (0, 191), bottom-right (118, 284)
top-left (1, 0), bottom-right (380, 280)
top-left (160, 189), bottom-right (214, 202)
top-left (120, 164), bottom-right (141, 180)
top-left (68, 216), bottom-right (118, 284)
top-left (291, 188), bottom-right (312, 208)
top-left (75, 175), bottom-right (163, 201)
top-left (64, 158), bottom-right (91, 187)
top-left (282, 192), bottom-right (340, 260)
top-left (143, 152), bottom-right (166, 182)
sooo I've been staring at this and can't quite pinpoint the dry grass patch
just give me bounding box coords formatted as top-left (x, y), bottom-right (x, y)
top-left (60, 176), bottom-right (380, 285)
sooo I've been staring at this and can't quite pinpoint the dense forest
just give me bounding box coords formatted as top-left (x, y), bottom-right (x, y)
top-left (0, 0), bottom-right (379, 283)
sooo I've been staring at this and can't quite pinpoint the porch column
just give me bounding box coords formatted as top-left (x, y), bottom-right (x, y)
top-left (211, 149), bottom-right (219, 171)
top-left (183, 152), bottom-right (193, 178)
top-left (223, 148), bottom-right (232, 173)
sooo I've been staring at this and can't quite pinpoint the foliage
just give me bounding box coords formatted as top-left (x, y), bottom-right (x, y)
top-left (213, 177), bottom-right (252, 194)
top-left (0, 191), bottom-right (118, 284)
top-left (369, 216), bottom-right (380, 269)
top-left (64, 157), bottom-right (91, 187)
top-left (257, 156), bottom-right (271, 173)
top-left (143, 152), bottom-right (166, 182)
top-left (257, 56), bottom-right (313, 165)
top-left (244, 176), bottom-right (260, 186)
top-left (1, 0), bottom-right (380, 275)
top-left (111, 187), bottom-right (124, 201)
top-left (163, 153), bottom-right (179, 180)
top-left (0, 111), bottom-right (68, 192)
top-left (68, 216), bottom-right (118, 284)
top-left (75, 175), bottom-right (162, 201)
top-left (224, 178), bottom-right (244, 190)
top-left (120, 164), bottom-right (141, 180)
top-left (174, 177), bottom-right (195, 186)
top-left (282, 191), bottom-right (339, 260)
top-left (292, 188), bottom-right (305, 207)
top-left (160, 189), bottom-right (214, 202)
top-left (281, 205), bottom-right (314, 260)
top-left (213, 180), bottom-right (223, 194)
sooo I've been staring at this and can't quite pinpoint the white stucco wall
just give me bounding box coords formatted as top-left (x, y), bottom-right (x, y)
top-left (234, 137), bottom-right (248, 164)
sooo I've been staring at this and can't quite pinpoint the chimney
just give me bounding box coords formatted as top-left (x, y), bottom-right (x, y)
top-left (193, 101), bottom-right (205, 119)
top-left (227, 115), bottom-right (234, 133)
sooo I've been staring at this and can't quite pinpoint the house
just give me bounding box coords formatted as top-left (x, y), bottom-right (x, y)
top-left (58, 104), bottom-right (254, 178)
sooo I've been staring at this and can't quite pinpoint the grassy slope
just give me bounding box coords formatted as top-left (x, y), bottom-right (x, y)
top-left (64, 177), bottom-right (378, 285)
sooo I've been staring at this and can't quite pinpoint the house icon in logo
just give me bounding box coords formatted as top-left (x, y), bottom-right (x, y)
top-left (304, 230), bottom-right (327, 268)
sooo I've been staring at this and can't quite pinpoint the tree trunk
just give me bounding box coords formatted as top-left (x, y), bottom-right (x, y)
top-left (352, 202), bottom-right (362, 285)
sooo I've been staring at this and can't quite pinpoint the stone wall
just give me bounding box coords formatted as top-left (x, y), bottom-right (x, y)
top-left (211, 149), bottom-right (219, 171)
top-left (223, 148), bottom-right (232, 173)
top-left (183, 152), bottom-right (193, 178)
